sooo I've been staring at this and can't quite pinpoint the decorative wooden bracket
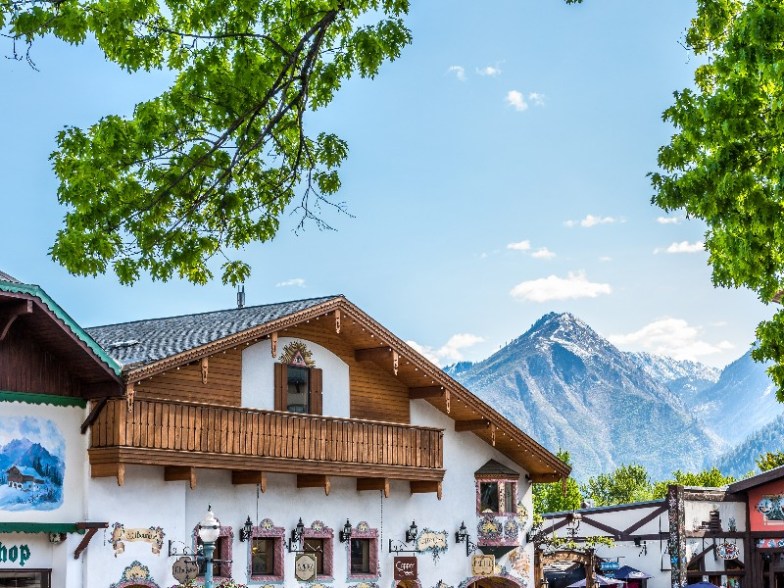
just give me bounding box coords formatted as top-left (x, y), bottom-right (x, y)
top-left (297, 474), bottom-right (330, 496)
top-left (490, 423), bottom-right (496, 447)
top-left (90, 463), bottom-right (125, 486)
top-left (0, 300), bottom-right (32, 341)
top-left (232, 471), bottom-right (266, 493)
top-left (335, 309), bottom-right (341, 334)
top-left (271, 332), bottom-right (278, 358)
top-left (125, 383), bottom-right (135, 412)
top-left (445, 389), bottom-right (451, 414)
top-left (80, 398), bottom-right (108, 434)
top-left (408, 386), bottom-right (444, 399)
top-left (200, 357), bottom-right (209, 384)
top-left (392, 350), bottom-right (399, 376)
top-left (357, 477), bottom-right (390, 498)
top-left (165, 466), bottom-right (196, 490)
top-left (409, 481), bottom-right (442, 500)
top-left (454, 419), bottom-right (491, 432)
top-left (73, 522), bottom-right (109, 560)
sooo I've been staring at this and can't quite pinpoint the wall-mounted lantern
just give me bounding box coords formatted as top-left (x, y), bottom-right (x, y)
top-left (405, 521), bottom-right (418, 543)
top-left (454, 521), bottom-right (477, 556)
top-left (339, 519), bottom-right (353, 543)
top-left (286, 518), bottom-right (306, 553)
top-left (239, 516), bottom-right (253, 542)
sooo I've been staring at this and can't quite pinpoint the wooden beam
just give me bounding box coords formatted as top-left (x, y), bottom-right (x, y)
top-left (455, 419), bottom-right (490, 432)
top-left (90, 462), bottom-right (125, 486)
top-left (357, 477), bottom-right (390, 498)
top-left (165, 466), bottom-right (196, 490)
top-left (409, 386), bottom-right (444, 399)
top-left (355, 346), bottom-right (393, 362)
top-left (73, 528), bottom-right (100, 560)
top-left (80, 398), bottom-right (108, 435)
top-left (232, 471), bottom-right (266, 492)
top-left (0, 299), bottom-right (32, 341)
top-left (410, 480), bottom-right (442, 500)
top-left (271, 332), bottom-right (278, 357)
top-left (623, 503), bottom-right (668, 535)
top-left (298, 474), bottom-right (330, 496)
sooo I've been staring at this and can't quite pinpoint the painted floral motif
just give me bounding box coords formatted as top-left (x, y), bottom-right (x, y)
top-left (415, 529), bottom-right (449, 563)
top-left (507, 547), bottom-right (531, 577)
top-left (259, 518), bottom-right (275, 530)
top-left (311, 520), bottom-right (325, 532)
top-left (279, 341), bottom-right (315, 367)
top-left (516, 501), bottom-right (529, 526)
top-left (356, 521), bottom-right (370, 532)
top-left (504, 518), bottom-right (519, 540)
top-left (477, 515), bottom-right (502, 541)
top-left (110, 561), bottom-right (159, 588)
top-left (348, 583), bottom-right (377, 588)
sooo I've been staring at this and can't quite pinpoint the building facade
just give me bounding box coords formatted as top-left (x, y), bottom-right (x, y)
top-left (0, 274), bottom-right (569, 588)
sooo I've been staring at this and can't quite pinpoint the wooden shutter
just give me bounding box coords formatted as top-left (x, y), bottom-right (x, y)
top-left (274, 363), bottom-right (287, 411)
top-left (310, 368), bottom-right (323, 415)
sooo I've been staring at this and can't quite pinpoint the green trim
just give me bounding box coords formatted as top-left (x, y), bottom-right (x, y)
top-left (0, 523), bottom-right (85, 534)
top-left (0, 279), bottom-right (122, 376)
top-left (0, 391), bottom-right (87, 408)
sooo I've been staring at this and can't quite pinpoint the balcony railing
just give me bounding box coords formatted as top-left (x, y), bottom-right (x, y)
top-left (89, 398), bottom-right (443, 479)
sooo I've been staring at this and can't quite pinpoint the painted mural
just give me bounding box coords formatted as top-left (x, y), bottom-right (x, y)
top-left (749, 481), bottom-right (784, 531)
top-left (0, 416), bottom-right (65, 511)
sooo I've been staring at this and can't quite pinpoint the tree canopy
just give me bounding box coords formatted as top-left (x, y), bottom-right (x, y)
top-left (652, 467), bottom-right (736, 499)
top-left (581, 464), bottom-right (653, 507)
top-left (650, 0), bottom-right (784, 398)
top-left (2, 0), bottom-right (581, 285)
top-left (757, 450), bottom-right (784, 472)
top-left (533, 450), bottom-right (583, 514)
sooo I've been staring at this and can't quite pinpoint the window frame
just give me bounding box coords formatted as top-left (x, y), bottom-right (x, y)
top-left (475, 477), bottom-right (518, 515)
top-left (346, 522), bottom-right (379, 581)
top-left (193, 524), bottom-right (233, 582)
top-left (301, 521), bottom-right (334, 581)
top-left (274, 362), bottom-right (323, 415)
top-left (248, 519), bottom-right (284, 583)
top-left (0, 569), bottom-right (51, 588)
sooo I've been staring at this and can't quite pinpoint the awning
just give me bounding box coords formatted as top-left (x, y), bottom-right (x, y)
top-left (0, 523), bottom-right (85, 534)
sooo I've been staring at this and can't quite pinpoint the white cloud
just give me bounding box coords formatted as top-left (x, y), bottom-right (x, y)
top-left (527, 92), bottom-right (545, 106)
top-left (477, 65), bottom-right (502, 77)
top-left (608, 318), bottom-right (733, 362)
top-left (506, 90), bottom-right (528, 111)
top-left (531, 247), bottom-right (556, 260)
top-left (510, 271), bottom-right (611, 302)
top-left (506, 240), bottom-right (531, 251)
top-left (599, 256), bottom-right (613, 262)
top-left (653, 241), bottom-right (704, 254)
top-left (564, 214), bottom-right (619, 228)
top-left (448, 65), bottom-right (466, 81)
top-left (276, 278), bottom-right (305, 287)
top-left (406, 333), bottom-right (485, 367)
top-left (656, 216), bottom-right (681, 224)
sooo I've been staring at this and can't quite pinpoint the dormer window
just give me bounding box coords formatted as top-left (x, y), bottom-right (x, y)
top-left (274, 341), bottom-right (323, 415)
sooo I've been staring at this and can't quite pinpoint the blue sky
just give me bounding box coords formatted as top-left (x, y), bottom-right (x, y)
top-left (0, 1), bottom-right (771, 368)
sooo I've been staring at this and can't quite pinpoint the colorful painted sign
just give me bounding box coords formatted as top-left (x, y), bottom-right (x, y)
top-left (295, 553), bottom-right (317, 581)
top-left (0, 416), bottom-right (65, 511)
top-left (0, 541), bottom-right (31, 567)
top-left (394, 557), bottom-right (417, 581)
top-left (471, 554), bottom-right (495, 576)
top-left (749, 480), bottom-right (784, 531)
top-left (416, 529), bottom-right (449, 562)
top-left (757, 538), bottom-right (784, 549)
top-left (716, 542), bottom-right (739, 560)
top-left (109, 523), bottom-right (165, 556)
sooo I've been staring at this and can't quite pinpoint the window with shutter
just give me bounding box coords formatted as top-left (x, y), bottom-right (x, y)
top-left (273, 362), bottom-right (323, 415)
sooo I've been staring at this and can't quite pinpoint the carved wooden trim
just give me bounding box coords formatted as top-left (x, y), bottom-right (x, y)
top-left (271, 332), bottom-right (278, 358)
top-left (335, 309), bottom-right (341, 334)
top-left (0, 299), bottom-right (32, 341)
top-left (357, 477), bottom-right (390, 498)
top-left (200, 357), bottom-right (208, 384)
top-left (298, 474), bottom-right (330, 496)
top-left (232, 471), bottom-right (266, 492)
top-left (164, 466), bottom-right (196, 489)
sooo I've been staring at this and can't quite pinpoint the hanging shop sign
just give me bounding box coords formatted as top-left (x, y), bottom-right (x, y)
top-left (394, 557), bottom-right (418, 581)
top-left (109, 523), bottom-right (165, 556)
top-left (0, 541), bottom-right (31, 567)
top-left (471, 554), bottom-right (495, 577)
top-left (416, 529), bottom-right (449, 562)
top-left (172, 556), bottom-right (199, 582)
top-left (295, 553), bottom-right (317, 581)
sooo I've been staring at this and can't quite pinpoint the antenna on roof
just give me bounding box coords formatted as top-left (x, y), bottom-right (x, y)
top-left (237, 285), bottom-right (245, 309)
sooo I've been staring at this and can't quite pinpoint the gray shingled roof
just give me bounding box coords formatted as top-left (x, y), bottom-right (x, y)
top-left (86, 295), bottom-right (339, 368)
top-left (0, 270), bottom-right (20, 283)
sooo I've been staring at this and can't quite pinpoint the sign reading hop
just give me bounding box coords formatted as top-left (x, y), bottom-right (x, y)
top-left (295, 553), bottom-right (318, 581)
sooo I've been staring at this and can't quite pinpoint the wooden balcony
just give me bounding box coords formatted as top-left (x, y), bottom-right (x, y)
top-left (88, 398), bottom-right (444, 489)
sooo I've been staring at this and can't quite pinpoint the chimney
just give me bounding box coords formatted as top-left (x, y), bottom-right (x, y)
top-left (237, 285), bottom-right (245, 309)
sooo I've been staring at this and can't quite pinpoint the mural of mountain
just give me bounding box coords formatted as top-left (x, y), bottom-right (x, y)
top-left (445, 312), bottom-right (720, 481)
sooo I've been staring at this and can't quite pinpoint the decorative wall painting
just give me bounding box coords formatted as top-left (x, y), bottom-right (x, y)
top-left (0, 416), bottom-right (65, 511)
top-left (716, 542), bottom-right (739, 560)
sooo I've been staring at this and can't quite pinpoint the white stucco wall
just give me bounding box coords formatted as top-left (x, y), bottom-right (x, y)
top-left (241, 338), bottom-right (350, 418)
top-left (76, 398), bottom-right (535, 588)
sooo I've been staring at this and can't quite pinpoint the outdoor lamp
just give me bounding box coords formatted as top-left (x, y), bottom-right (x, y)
top-left (287, 518), bottom-right (306, 552)
top-left (455, 521), bottom-right (469, 544)
top-left (197, 506), bottom-right (221, 588)
top-left (405, 521), bottom-right (418, 543)
top-left (339, 519), bottom-right (353, 543)
top-left (239, 515), bottom-right (253, 542)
